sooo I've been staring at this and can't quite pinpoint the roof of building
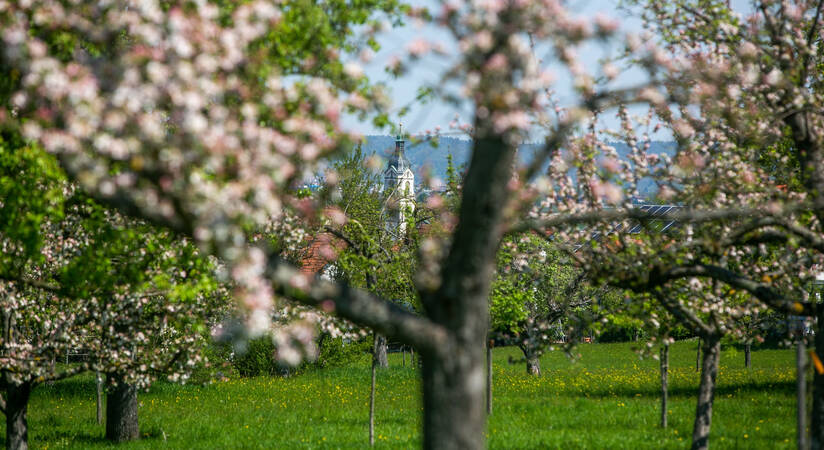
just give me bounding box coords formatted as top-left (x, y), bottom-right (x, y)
top-left (385, 134), bottom-right (411, 174)
top-left (299, 232), bottom-right (347, 275)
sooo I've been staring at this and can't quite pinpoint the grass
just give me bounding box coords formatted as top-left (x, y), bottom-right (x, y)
top-left (4, 340), bottom-right (797, 449)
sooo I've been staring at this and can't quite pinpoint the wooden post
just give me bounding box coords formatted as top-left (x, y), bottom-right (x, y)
top-left (813, 311), bottom-right (824, 449)
top-left (369, 333), bottom-right (377, 446)
top-left (660, 343), bottom-right (669, 428)
top-left (798, 337), bottom-right (808, 450)
top-left (96, 371), bottom-right (104, 425)
top-left (486, 339), bottom-right (493, 416)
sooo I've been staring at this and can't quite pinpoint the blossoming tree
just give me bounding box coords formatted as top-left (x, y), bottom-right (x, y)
top-left (505, 1), bottom-right (824, 448)
top-left (8, 0), bottom-right (819, 448)
top-left (0, 140), bottom-right (226, 448)
top-left (0, 0), bottom-right (653, 446)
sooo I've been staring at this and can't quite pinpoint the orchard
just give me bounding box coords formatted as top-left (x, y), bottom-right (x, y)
top-left (1, 0), bottom-right (823, 449)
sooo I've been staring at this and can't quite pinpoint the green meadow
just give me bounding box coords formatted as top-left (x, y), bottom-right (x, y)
top-left (9, 340), bottom-right (796, 449)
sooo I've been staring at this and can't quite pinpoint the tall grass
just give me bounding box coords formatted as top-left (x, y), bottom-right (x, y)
top-left (5, 340), bottom-right (797, 448)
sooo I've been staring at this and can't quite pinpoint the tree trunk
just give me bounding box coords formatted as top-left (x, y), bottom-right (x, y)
top-left (105, 373), bottom-right (139, 442)
top-left (4, 382), bottom-right (31, 450)
top-left (419, 108), bottom-right (515, 446)
top-left (526, 356), bottom-right (540, 376)
top-left (374, 334), bottom-right (388, 368)
top-left (519, 344), bottom-right (541, 376)
top-left (96, 371), bottom-right (103, 426)
top-left (696, 337), bottom-right (701, 372)
top-left (421, 345), bottom-right (486, 449)
top-left (661, 342), bottom-right (669, 428)
top-left (813, 305), bottom-right (824, 450)
top-left (419, 132), bottom-right (512, 447)
top-left (369, 333), bottom-right (378, 446)
top-left (745, 342), bottom-right (752, 369)
top-left (487, 340), bottom-right (493, 415)
top-left (691, 336), bottom-right (721, 450)
top-left (799, 338), bottom-right (809, 450)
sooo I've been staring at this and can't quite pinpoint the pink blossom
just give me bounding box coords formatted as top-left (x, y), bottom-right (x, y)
top-left (406, 38), bottom-right (430, 57)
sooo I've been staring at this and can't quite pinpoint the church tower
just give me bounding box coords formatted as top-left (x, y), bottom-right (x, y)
top-left (383, 127), bottom-right (415, 237)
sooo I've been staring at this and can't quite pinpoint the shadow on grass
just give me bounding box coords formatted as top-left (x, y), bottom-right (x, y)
top-left (27, 430), bottom-right (110, 446)
top-left (31, 427), bottom-right (168, 447)
top-left (36, 376), bottom-right (98, 398)
top-left (574, 379), bottom-right (794, 399)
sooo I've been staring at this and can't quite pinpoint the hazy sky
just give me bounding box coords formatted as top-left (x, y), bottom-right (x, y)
top-left (342, 0), bottom-right (754, 141)
top-left (342, 0), bottom-right (649, 139)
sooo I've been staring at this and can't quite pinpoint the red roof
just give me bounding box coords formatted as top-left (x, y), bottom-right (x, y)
top-left (299, 233), bottom-right (347, 275)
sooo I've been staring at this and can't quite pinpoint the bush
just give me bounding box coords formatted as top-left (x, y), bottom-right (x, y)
top-left (598, 324), bottom-right (644, 343)
top-left (669, 325), bottom-right (694, 341)
top-left (206, 334), bottom-right (375, 378)
top-left (232, 337), bottom-right (279, 377)
top-left (186, 341), bottom-right (238, 384)
top-left (311, 335), bottom-right (371, 369)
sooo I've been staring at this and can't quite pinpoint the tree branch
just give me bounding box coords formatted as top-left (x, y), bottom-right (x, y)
top-left (722, 215), bottom-right (824, 253)
top-left (56, 154), bottom-right (193, 236)
top-left (801, 0), bottom-right (824, 82)
top-left (265, 252), bottom-right (452, 356)
top-left (43, 363), bottom-right (90, 386)
top-left (653, 290), bottom-right (714, 337)
top-left (658, 264), bottom-right (812, 316)
top-left (523, 121), bottom-right (574, 182)
top-left (509, 202), bottom-right (812, 235)
top-left (323, 226), bottom-right (364, 256)
top-left (55, 157), bottom-right (450, 355)
top-left (0, 274), bottom-right (62, 294)
top-left (774, 218), bottom-right (824, 253)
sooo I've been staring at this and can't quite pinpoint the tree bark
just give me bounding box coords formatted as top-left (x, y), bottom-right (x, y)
top-left (418, 130), bottom-right (514, 448)
top-left (105, 373), bottom-right (139, 442)
top-left (799, 338), bottom-right (809, 450)
top-left (691, 336), bottom-right (721, 450)
top-left (487, 340), bottom-right (493, 415)
top-left (519, 343), bottom-right (541, 376)
top-left (4, 382), bottom-right (31, 450)
top-left (745, 342), bottom-right (752, 369)
top-left (813, 304), bottom-right (824, 450)
top-left (526, 356), bottom-right (540, 376)
top-left (96, 371), bottom-right (103, 426)
top-left (369, 333), bottom-right (378, 446)
top-left (696, 337), bottom-right (701, 372)
top-left (661, 342), bottom-right (669, 429)
top-left (374, 334), bottom-right (388, 369)
top-left (421, 347), bottom-right (485, 449)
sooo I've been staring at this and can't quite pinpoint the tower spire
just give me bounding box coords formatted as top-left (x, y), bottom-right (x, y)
top-left (395, 123), bottom-right (405, 156)
top-left (384, 123), bottom-right (415, 238)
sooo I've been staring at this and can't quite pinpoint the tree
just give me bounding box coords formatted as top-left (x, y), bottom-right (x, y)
top-left (0, 139), bottom-right (225, 448)
top-left (499, 1), bottom-right (824, 447)
top-left (319, 143), bottom-right (419, 367)
top-left (490, 233), bottom-right (586, 375)
top-left (0, 1), bottom-right (711, 447)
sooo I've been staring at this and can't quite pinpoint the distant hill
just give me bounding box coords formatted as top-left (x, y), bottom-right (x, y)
top-left (361, 135), bottom-right (676, 196)
top-left (361, 135), bottom-right (473, 179)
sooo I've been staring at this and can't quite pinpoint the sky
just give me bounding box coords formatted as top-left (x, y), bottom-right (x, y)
top-left (341, 0), bottom-right (651, 140)
top-left (342, 0), bottom-right (754, 142)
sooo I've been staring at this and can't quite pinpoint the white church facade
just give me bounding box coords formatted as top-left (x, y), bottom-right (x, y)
top-left (383, 130), bottom-right (415, 238)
